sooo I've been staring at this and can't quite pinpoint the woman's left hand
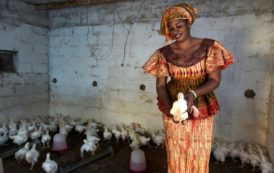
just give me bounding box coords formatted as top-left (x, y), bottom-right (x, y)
top-left (184, 92), bottom-right (195, 109)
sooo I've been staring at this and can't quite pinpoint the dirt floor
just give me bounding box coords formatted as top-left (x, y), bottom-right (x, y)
top-left (1, 130), bottom-right (261, 173)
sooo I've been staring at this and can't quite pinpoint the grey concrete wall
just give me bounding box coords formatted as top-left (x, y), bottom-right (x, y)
top-left (0, 0), bottom-right (49, 120)
top-left (48, 0), bottom-right (274, 149)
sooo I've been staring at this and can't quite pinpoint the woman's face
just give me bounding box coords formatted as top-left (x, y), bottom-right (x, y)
top-left (167, 19), bottom-right (190, 42)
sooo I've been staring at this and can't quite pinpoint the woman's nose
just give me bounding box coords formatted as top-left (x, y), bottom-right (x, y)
top-left (173, 30), bottom-right (180, 35)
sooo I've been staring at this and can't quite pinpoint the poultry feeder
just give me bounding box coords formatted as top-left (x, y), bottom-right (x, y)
top-left (129, 149), bottom-right (147, 173)
top-left (52, 133), bottom-right (67, 153)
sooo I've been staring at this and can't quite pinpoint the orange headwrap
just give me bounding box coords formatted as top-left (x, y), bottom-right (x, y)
top-left (160, 3), bottom-right (198, 41)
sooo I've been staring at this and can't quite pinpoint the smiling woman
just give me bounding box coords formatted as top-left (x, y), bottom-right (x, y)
top-left (167, 19), bottom-right (190, 41)
top-left (142, 3), bottom-right (234, 173)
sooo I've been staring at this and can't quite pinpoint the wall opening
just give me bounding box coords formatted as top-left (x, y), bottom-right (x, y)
top-left (0, 50), bottom-right (17, 73)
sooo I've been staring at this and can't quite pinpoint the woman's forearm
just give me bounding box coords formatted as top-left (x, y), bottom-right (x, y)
top-left (193, 68), bottom-right (221, 97)
top-left (157, 86), bottom-right (172, 111)
top-left (156, 77), bottom-right (172, 113)
top-left (194, 78), bottom-right (220, 97)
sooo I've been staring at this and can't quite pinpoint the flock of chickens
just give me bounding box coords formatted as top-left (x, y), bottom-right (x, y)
top-left (212, 138), bottom-right (273, 173)
top-left (0, 115), bottom-right (165, 173)
top-left (0, 115), bottom-right (273, 173)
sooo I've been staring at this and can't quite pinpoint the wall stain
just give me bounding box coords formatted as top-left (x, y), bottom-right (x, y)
top-left (139, 93), bottom-right (153, 104)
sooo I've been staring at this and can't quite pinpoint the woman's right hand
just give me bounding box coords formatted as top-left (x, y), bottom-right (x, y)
top-left (156, 77), bottom-right (172, 116)
top-left (157, 97), bottom-right (171, 116)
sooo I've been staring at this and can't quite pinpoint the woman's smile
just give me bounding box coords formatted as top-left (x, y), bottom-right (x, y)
top-left (174, 31), bottom-right (187, 40)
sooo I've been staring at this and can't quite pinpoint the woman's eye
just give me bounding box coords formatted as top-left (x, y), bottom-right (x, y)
top-left (176, 24), bottom-right (184, 28)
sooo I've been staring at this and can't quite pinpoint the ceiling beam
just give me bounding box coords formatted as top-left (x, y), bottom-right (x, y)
top-left (36, 0), bottom-right (127, 10)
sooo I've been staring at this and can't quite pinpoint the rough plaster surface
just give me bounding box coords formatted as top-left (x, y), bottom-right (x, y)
top-left (0, 0), bottom-right (49, 120)
top-left (267, 45), bottom-right (274, 163)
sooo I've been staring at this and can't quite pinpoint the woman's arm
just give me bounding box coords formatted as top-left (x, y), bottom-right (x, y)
top-left (156, 77), bottom-right (172, 114)
top-left (195, 68), bottom-right (221, 96)
top-left (185, 68), bottom-right (221, 107)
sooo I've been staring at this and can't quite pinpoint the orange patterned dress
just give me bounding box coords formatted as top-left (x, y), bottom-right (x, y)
top-left (143, 39), bottom-right (234, 173)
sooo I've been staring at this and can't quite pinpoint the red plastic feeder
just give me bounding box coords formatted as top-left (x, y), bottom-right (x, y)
top-left (52, 133), bottom-right (68, 153)
top-left (129, 149), bottom-right (147, 173)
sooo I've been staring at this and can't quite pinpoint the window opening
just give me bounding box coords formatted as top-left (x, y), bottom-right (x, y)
top-left (0, 50), bottom-right (17, 73)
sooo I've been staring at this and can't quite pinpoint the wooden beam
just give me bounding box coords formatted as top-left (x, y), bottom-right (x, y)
top-left (36, 0), bottom-right (126, 10)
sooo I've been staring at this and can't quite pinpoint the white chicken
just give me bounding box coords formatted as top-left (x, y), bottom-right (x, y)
top-left (238, 143), bottom-right (250, 167)
top-left (75, 124), bottom-right (86, 134)
top-left (80, 139), bottom-right (98, 158)
top-left (41, 130), bottom-right (51, 148)
top-left (29, 126), bottom-right (43, 144)
top-left (86, 135), bottom-right (100, 144)
top-left (15, 142), bottom-right (30, 162)
top-left (58, 120), bottom-right (71, 136)
top-left (103, 127), bottom-right (112, 142)
top-left (27, 122), bottom-right (36, 133)
top-left (42, 153), bottom-right (58, 173)
top-left (151, 130), bottom-right (165, 148)
top-left (25, 143), bottom-right (40, 170)
top-left (212, 139), bottom-right (229, 163)
top-left (48, 119), bottom-right (58, 133)
top-left (0, 131), bottom-right (9, 145)
top-left (128, 128), bottom-right (141, 149)
top-left (260, 158), bottom-right (274, 173)
top-left (41, 122), bottom-right (50, 132)
top-left (257, 145), bottom-right (274, 173)
top-left (80, 139), bottom-right (92, 158)
top-left (170, 93), bottom-right (199, 124)
top-left (8, 126), bottom-right (18, 138)
top-left (10, 129), bottom-right (28, 145)
top-left (227, 142), bottom-right (240, 161)
top-left (246, 144), bottom-right (260, 171)
top-left (120, 125), bottom-right (128, 142)
top-left (129, 139), bottom-right (141, 150)
top-left (18, 120), bottom-right (27, 132)
top-left (137, 134), bottom-right (151, 147)
top-left (131, 123), bottom-right (146, 135)
top-left (112, 126), bottom-right (122, 143)
top-left (0, 122), bottom-right (9, 135)
top-left (128, 128), bottom-right (138, 141)
top-left (64, 123), bottom-right (74, 133)
top-left (86, 119), bottom-right (102, 129)
top-left (170, 93), bottom-right (188, 123)
top-left (85, 126), bottom-right (99, 137)
top-left (8, 119), bottom-right (18, 136)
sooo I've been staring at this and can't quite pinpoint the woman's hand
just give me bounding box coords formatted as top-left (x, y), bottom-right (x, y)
top-left (157, 97), bottom-right (172, 116)
top-left (157, 96), bottom-right (166, 113)
top-left (184, 91), bottom-right (195, 108)
top-left (156, 77), bottom-right (172, 116)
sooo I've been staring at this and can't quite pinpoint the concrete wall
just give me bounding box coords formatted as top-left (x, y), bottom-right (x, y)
top-left (48, 0), bottom-right (274, 147)
top-left (0, 1), bottom-right (49, 120)
top-left (267, 48), bottom-right (274, 163)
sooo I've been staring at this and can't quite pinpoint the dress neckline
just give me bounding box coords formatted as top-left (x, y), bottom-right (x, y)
top-left (165, 39), bottom-right (208, 68)
top-left (167, 39), bottom-right (206, 59)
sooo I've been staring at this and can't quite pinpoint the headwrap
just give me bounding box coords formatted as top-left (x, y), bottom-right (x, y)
top-left (160, 3), bottom-right (198, 41)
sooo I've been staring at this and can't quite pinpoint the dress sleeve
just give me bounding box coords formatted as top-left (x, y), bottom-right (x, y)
top-left (142, 50), bottom-right (170, 77)
top-left (206, 40), bottom-right (234, 73)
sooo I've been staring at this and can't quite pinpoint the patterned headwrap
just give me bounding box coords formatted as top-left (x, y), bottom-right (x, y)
top-left (160, 3), bottom-right (198, 41)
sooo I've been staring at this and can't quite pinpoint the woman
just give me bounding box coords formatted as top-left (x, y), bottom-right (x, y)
top-left (143, 3), bottom-right (234, 173)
